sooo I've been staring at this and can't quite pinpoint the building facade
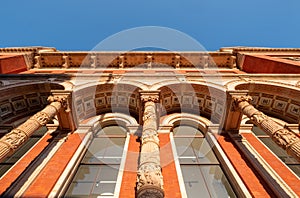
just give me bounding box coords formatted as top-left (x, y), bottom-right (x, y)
top-left (0, 46), bottom-right (299, 197)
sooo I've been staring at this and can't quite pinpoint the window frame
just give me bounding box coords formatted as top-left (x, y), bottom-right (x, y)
top-left (170, 124), bottom-right (237, 198)
top-left (64, 125), bottom-right (130, 198)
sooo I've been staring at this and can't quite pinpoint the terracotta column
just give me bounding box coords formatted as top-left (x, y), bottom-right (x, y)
top-left (136, 91), bottom-right (164, 198)
top-left (0, 95), bottom-right (67, 162)
top-left (233, 96), bottom-right (300, 162)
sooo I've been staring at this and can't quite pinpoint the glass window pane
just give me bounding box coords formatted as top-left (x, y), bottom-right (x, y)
top-left (96, 126), bottom-right (126, 136)
top-left (32, 126), bottom-right (48, 137)
top-left (260, 138), bottom-right (298, 164)
top-left (65, 125), bottom-right (127, 197)
top-left (0, 165), bottom-right (12, 177)
top-left (65, 182), bottom-right (93, 197)
top-left (200, 165), bottom-right (236, 198)
top-left (92, 182), bottom-right (116, 197)
top-left (181, 165), bottom-right (210, 197)
top-left (252, 126), bottom-right (268, 136)
top-left (287, 165), bottom-right (300, 178)
top-left (73, 165), bottom-right (99, 182)
top-left (192, 138), bottom-right (218, 164)
top-left (173, 125), bottom-right (204, 137)
top-left (83, 138), bottom-right (125, 164)
top-left (175, 138), bottom-right (195, 157)
top-left (96, 165), bottom-right (119, 181)
top-left (175, 138), bottom-right (218, 164)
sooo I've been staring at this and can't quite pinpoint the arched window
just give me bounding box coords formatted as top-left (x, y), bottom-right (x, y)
top-left (64, 125), bottom-right (128, 197)
top-left (0, 126), bottom-right (48, 177)
top-left (172, 125), bottom-right (236, 197)
top-left (250, 124), bottom-right (300, 177)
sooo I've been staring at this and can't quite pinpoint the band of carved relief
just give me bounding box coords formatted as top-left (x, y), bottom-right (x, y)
top-left (233, 95), bottom-right (300, 162)
top-left (137, 92), bottom-right (164, 198)
top-left (0, 96), bottom-right (66, 162)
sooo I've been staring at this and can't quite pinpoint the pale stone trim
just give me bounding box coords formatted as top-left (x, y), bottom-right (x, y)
top-left (113, 132), bottom-right (130, 198)
top-left (169, 132), bottom-right (187, 198)
top-left (150, 79), bottom-right (226, 92)
top-left (49, 129), bottom-right (93, 197)
top-left (160, 113), bottom-right (211, 133)
top-left (230, 133), bottom-right (298, 197)
top-left (50, 113), bottom-right (138, 197)
top-left (206, 133), bottom-right (252, 198)
top-left (163, 113), bottom-right (250, 197)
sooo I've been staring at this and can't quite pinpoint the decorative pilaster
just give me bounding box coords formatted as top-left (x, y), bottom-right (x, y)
top-left (233, 95), bottom-right (300, 162)
top-left (136, 91), bottom-right (164, 198)
top-left (0, 95), bottom-right (67, 162)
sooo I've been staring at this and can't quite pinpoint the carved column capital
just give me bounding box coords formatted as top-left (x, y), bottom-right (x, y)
top-left (232, 95), bottom-right (252, 110)
top-left (140, 91), bottom-right (160, 103)
top-left (47, 94), bottom-right (70, 112)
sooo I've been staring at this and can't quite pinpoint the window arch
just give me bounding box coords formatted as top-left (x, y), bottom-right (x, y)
top-left (171, 124), bottom-right (236, 197)
top-left (64, 125), bottom-right (129, 197)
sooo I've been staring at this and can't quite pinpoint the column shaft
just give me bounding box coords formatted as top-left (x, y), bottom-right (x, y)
top-left (136, 93), bottom-right (164, 198)
top-left (0, 96), bottom-right (65, 162)
top-left (234, 96), bottom-right (300, 162)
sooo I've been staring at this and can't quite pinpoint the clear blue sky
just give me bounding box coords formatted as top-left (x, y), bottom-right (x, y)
top-left (1, 0), bottom-right (299, 51)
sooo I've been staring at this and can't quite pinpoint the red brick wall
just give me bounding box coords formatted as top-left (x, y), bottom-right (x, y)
top-left (22, 133), bottom-right (86, 197)
top-left (242, 133), bottom-right (300, 196)
top-left (119, 135), bottom-right (140, 198)
top-left (159, 134), bottom-right (181, 198)
top-left (0, 134), bottom-right (53, 195)
top-left (0, 54), bottom-right (28, 74)
top-left (241, 54), bottom-right (300, 74)
top-left (215, 134), bottom-right (276, 197)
